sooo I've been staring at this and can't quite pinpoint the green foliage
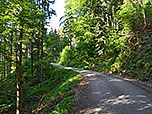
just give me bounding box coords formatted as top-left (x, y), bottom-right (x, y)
top-left (0, 64), bottom-right (82, 113)
top-left (0, 76), bottom-right (16, 113)
top-left (58, 46), bottom-right (71, 65)
top-left (118, 0), bottom-right (143, 32)
top-left (52, 96), bottom-right (74, 114)
top-left (1, 0), bottom-right (152, 113)
top-left (45, 29), bottom-right (65, 61)
top-left (0, 0), bottom-right (82, 113)
top-left (58, 0), bottom-right (152, 82)
top-left (51, 74), bottom-right (81, 114)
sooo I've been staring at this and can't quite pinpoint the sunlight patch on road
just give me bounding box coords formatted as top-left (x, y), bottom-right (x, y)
top-left (89, 77), bottom-right (97, 80)
top-left (109, 78), bottom-right (122, 82)
top-left (92, 92), bottom-right (101, 95)
top-left (108, 95), bottom-right (136, 105)
top-left (86, 73), bottom-right (96, 77)
top-left (136, 95), bottom-right (146, 98)
top-left (94, 107), bottom-right (102, 112)
top-left (64, 67), bottom-right (73, 69)
top-left (79, 107), bottom-right (113, 114)
top-left (138, 103), bottom-right (152, 111)
top-left (101, 95), bottom-right (136, 105)
top-left (99, 94), bottom-right (152, 112)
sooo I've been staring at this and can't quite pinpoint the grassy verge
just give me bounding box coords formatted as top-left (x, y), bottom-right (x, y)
top-left (0, 66), bottom-right (82, 114)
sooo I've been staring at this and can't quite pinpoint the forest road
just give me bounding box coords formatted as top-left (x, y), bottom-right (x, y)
top-left (51, 63), bottom-right (152, 114)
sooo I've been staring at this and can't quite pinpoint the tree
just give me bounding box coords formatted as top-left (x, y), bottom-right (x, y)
top-left (59, 0), bottom-right (152, 79)
top-left (0, 0), bottom-right (56, 113)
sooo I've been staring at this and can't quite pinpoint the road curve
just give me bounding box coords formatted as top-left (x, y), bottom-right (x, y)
top-left (51, 63), bottom-right (152, 114)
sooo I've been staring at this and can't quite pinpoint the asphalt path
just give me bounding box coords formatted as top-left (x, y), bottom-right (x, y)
top-left (51, 63), bottom-right (152, 114)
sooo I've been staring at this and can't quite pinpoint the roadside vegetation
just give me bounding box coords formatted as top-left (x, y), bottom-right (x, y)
top-left (0, 64), bottom-right (82, 113)
top-left (58, 0), bottom-right (152, 82)
top-left (0, 0), bottom-right (81, 113)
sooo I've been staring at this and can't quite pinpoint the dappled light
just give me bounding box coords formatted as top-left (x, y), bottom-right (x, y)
top-left (108, 79), bottom-right (123, 82)
top-left (71, 66), bottom-right (152, 114)
top-left (92, 92), bottom-right (102, 95)
top-left (77, 93), bottom-right (152, 114)
top-left (1, 0), bottom-right (152, 113)
top-left (138, 103), bottom-right (152, 111)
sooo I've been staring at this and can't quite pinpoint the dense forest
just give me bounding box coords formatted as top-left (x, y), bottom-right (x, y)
top-left (58, 0), bottom-right (152, 80)
top-left (0, 0), bottom-right (152, 114)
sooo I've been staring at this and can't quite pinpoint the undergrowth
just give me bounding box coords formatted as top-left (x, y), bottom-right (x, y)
top-left (0, 66), bottom-right (82, 114)
top-left (57, 31), bottom-right (152, 82)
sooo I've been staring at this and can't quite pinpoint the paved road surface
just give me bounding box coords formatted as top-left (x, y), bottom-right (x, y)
top-left (51, 63), bottom-right (152, 114)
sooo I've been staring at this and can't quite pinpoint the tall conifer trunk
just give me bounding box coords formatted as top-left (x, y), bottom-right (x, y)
top-left (16, 23), bottom-right (23, 114)
top-left (40, 38), bottom-right (43, 86)
top-left (31, 40), bottom-right (34, 77)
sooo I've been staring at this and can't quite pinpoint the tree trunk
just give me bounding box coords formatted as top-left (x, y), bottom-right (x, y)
top-left (3, 50), bottom-right (6, 78)
top-left (15, 31), bottom-right (18, 85)
top-left (9, 32), bottom-right (13, 76)
top-left (25, 39), bottom-right (29, 59)
top-left (139, 0), bottom-right (147, 26)
top-left (16, 23), bottom-right (23, 114)
top-left (37, 38), bottom-right (40, 76)
top-left (31, 41), bottom-right (34, 77)
top-left (0, 53), bottom-right (1, 79)
top-left (40, 38), bottom-right (43, 86)
top-left (0, 37), bottom-right (1, 79)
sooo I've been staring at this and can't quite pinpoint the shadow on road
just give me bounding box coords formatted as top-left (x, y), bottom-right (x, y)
top-left (51, 63), bottom-right (152, 114)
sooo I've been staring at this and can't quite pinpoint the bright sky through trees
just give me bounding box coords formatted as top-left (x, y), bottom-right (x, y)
top-left (47, 0), bottom-right (65, 32)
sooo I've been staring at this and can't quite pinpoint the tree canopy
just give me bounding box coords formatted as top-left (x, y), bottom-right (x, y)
top-left (59, 0), bottom-right (152, 79)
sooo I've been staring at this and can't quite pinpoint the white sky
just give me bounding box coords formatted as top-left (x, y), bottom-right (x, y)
top-left (47, 0), bottom-right (65, 32)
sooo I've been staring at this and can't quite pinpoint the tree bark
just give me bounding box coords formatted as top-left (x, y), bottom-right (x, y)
top-left (16, 23), bottom-right (23, 114)
top-left (31, 40), bottom-right (34, 77)
top-left (3, 49), bottom-right (6, 78)
top-left (37, 38), bottom-right (40, 75)
top-left (40, 38), bottom-right (43, 86)
top-left (9, 31), bottom-right (13, 76)
top-left (0, 37), bottom-right (1, 79)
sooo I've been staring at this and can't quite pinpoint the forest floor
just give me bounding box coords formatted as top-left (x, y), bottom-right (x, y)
top-left (52, 63), bottom-right (152, 114)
